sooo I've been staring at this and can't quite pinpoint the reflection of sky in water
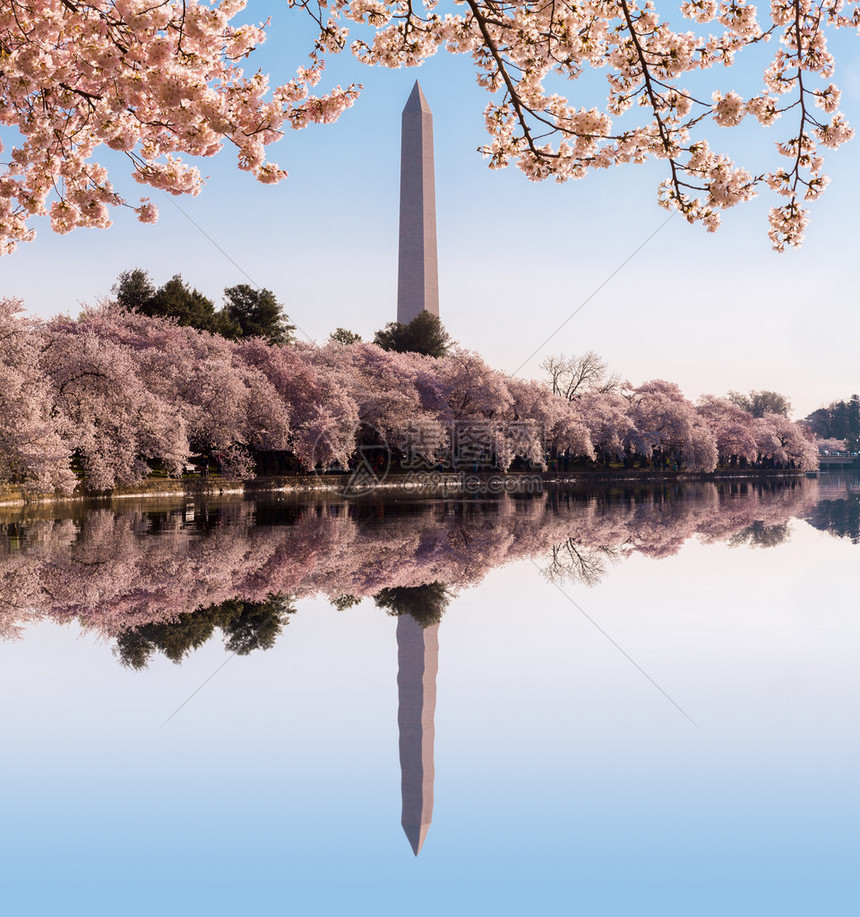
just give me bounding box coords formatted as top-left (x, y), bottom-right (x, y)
top-left (1, 481), bottom-right (859, 915)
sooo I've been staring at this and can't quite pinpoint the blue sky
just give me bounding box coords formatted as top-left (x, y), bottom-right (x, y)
top-left (3, 4), bottom-right (859, 417)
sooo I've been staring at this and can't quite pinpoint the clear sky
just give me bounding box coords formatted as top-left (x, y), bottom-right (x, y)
top-left (3, 4), bottom-right (859, 418)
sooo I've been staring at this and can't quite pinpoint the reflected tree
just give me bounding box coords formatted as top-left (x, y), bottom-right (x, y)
top-left (805, 498), bottom-right (860, 545)
top-left (0, 479), bottom-right (834, 645)
top-left (115, 593), bottom-right (296, 669)
top-left (728, 521), bottom-right (791, 549)
top-left (543, 539), bottom-right (620, 586)
top-left (374, 583), bottom-right (452, 628)
top-left (331, 594), bottom-right (362, 611)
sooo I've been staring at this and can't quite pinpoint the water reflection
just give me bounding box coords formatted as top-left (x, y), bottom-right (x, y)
top-left (1, 477), bottom-right (856, 646)
top-left (2, 474), bottom-right (859, 857)
top-left (115, 595), bottom-right (297, 669)
top-left (805, 475), bottom-right (860, 544)
top-left (397, 614), bottom-right (439, 856)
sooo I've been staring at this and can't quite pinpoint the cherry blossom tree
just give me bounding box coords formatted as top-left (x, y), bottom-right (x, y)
top-left (0, 302), bottom-right (821, 486)
top-left (42, 313), bottom-right (188, 489)
top-left (1, 1), bottom-right (855, 252)
top-left (629, 379), bottom-right (718, 471)
top-left (579, 391), bottom-right (643, 465)
top-left (697, 395), bottom-right (759, 466)
top-left (0, 298), bottom-right (74, 491)
top-left (506, 376), bottom-right (593, 467)
top-left (435, 350), bottom-right (513, 423)
top-left (753, 411), bottom-right (819, 469)
top-left (0, 0), bottom-right (358, 253)
top-left (299, 0), bottom-right (859, 249)
top-left (816, 436), bottom-right (848, 452)
top-left (309, 342), bottom-right (448, 463)
top-left (235, 338), bottom-right (358, 468)
top-left (44, 304), bottom-right (293, 486)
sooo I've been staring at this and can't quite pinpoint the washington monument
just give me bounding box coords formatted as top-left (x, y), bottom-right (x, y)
top-left (397, 614), bottom-right (439, 856)
top-left (397, 82), bottom-right (439, 324)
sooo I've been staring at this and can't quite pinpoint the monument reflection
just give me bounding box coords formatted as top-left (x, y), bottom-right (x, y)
top-left (397, 615), bottom-right (439, 855)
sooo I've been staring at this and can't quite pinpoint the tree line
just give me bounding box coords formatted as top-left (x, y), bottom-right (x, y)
top-left (0, 292), bottom-right (821, 494)
top-left (114, 269), bottom-right (296, 344)
top-left (804, 396), bottom-right (860, 452)
top-left (0, 480), bottom-right (835, 653)
top-left (115, 268), bottom-right (453, 357)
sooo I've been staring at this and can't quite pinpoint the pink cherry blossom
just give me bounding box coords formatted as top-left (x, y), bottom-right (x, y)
top-left (0, 1), bottom-right (855, 252)
top-left (0, 298), bottom-right (74, 491)
top-left (0, 477), bottom-right (826, 644)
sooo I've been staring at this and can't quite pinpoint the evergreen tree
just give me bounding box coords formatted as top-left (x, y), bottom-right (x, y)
top-left (113, 268), bottom-right (155, 314)
top-left (114, 269), bottom-right (221, 333)
top-left (113, 271), bottom-right (294, 344)
top-left (804, 395), bottom-right (860, 450)
top-left (329, 328), bottom-right (363, 345)
top-left (373, 311), bottom-right (453, 357)
top-left (115, 594), bottom-right (296, 669)
top-left (149, 275), bottom-right (221, 331)
top-left (846, 395), bottom-right (860, 451)
top-left (374, 582), bottom-right (452, 628)
top-left (223, 284), bottom-right (295, 344)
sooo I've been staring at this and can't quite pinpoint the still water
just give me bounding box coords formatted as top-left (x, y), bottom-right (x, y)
top-left (1, 475), bottom-right (858, 915)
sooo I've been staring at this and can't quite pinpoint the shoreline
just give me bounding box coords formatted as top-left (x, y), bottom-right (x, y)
top-left (0, 467), bottom-right (820, 509)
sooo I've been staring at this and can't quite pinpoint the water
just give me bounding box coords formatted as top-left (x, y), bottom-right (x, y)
top-left (1, 475), bottom-right (858, 915)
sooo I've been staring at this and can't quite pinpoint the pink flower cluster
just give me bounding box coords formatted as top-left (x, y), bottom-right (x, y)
top-left (0, 477), bottom-right (823, 641)
top-left (0, 299), bottom-right (819, 493)
top-left (0, 0), bottom-right (359, 252)
top-left (0, 1), bottom-right (855, 251)
top-left (303, 0), bottom-right (857, 249)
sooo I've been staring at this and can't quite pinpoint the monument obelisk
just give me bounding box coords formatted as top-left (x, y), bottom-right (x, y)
top-left (397, 82), bottom-right (439, 324)
top-left (397, 614), bottom-right (439, 856)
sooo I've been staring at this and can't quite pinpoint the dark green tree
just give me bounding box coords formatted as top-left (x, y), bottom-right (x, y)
top-left (806, 495), bottom-right (860, 544)
top-left (329, 328), bottom-right (363, 345)
top-left (114, 594), bottom-right (296, 669)
top-left (113, 268), bottom-right (155, 313)
top-left (331, 594), bottom-right (362, 610)
top-left (149, 275), bottom-right (221, 331)
top-left (805, 405), bottom-right (834, 439)
top-left (846, 394), bottom-right (860, 451)
top-left (221, 594), bottom-right (294, 654)
top-left (804, 395), bottom-right (860, 450)
top-left (223, 284), bottom-right (295, 344)
top-left (728, 389), bottom-right (792, 418)
top-left (374, 582), bottom-right (452, 628)
top-left (114, 269), bottom-right (222, 333)
top-left (373, 310), bottom-right (453, 357)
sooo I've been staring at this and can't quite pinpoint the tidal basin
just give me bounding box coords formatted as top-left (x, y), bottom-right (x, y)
top-left (1, 474), bottom-right (858, 915)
